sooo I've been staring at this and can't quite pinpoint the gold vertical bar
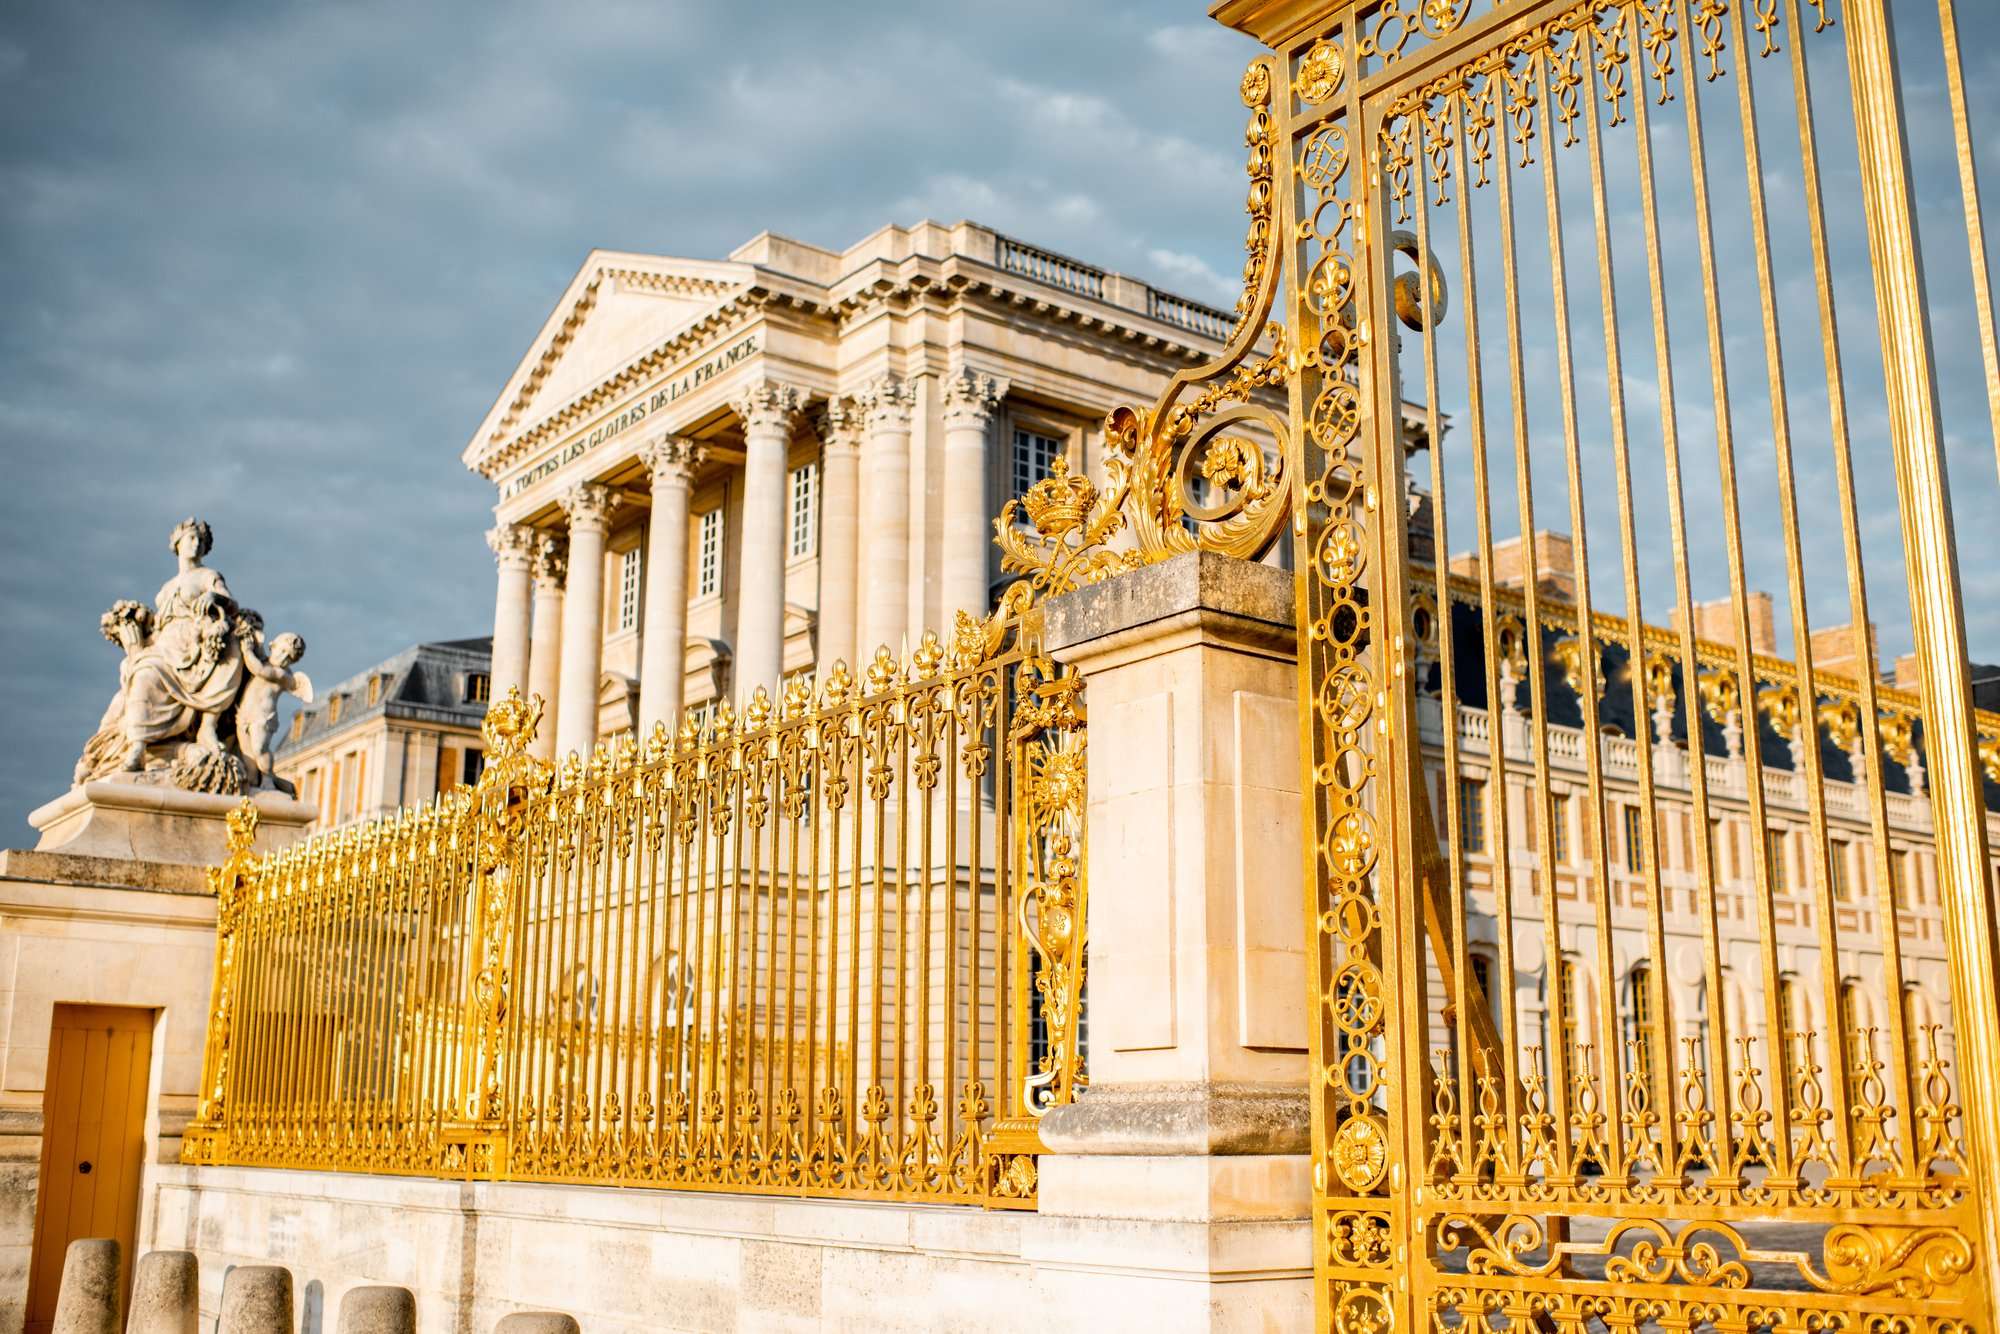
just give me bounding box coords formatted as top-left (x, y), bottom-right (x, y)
top-left (1488, 50), bottom-right (1575, 1182)
top-left (1935, 0), bottom-right (2000, 484)
top-left (1844, 0), bottom-right (2000, 1293)
top-left (1722, 0), bottom-right (1852, 1191)
top-left (1671, 0), bottom-right (1796, 1185)
top-left (1447, 74), bottom-right (1528, 1181)
top-left (1530, 37), bottom-right (1627, 1183)
top-left (1623, 0), bottom-right (1737, 1180)
top-left (1409, 95), bottom-right (1478, 1184)
top-left (1576, 16), bottom-right (1682, 1181)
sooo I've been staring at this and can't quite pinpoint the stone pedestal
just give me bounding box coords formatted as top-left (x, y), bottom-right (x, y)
top-left (1034, 550), bottom-right (1312, 1331)
top-left (28, 782), bottom-right (315, 868)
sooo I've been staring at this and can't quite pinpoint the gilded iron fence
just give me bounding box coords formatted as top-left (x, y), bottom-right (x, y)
top-left (996, 0), bottom-right (2000, 1324)
top-left (181, 599), bottom-right (1084, 1208)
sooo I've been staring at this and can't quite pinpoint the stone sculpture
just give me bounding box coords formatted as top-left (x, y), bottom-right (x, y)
top-left (72, 518), bottom-right (313, 796)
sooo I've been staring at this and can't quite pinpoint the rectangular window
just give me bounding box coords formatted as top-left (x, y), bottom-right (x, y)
top-left (697, 508), bottom-right (723, 597)
top-left (1766, 828), bottom-right (1788, 895)
top-left (464, 671), bottom-right (491, 704)
top-left (463, 747), bottom-right (485, 786)
top-left (1708, 817), bottom-right (1727, 882)
top-left (1550, 794), bottom-right (1570, 864)
top-left (1011, 426), bottom-right (1064, 500)
top-left (366, 674), bottom-right (382, 707)
top-left (438, 745), bottom-right (460, 794)
top-left (789, 462), bottom-right (817, 558)
top-left (1623, 805), bottom-right (1645, 873)
top-left (1458, 779), bottom-right (1487, 856)
top-left (1890, 848), bottom-right (1908, 905)
top-left (618, 546), bottom-right (642, 632)
top-left (1829, 838), bottom-right (1852, 900)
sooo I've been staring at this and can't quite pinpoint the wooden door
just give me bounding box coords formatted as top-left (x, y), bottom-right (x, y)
top-left (23, 1004), bottom-right (155, 1334)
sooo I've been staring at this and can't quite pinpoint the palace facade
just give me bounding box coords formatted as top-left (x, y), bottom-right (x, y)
top-left (466, 220), bottom-right (1242, 759)
top-left (275, 637), bottom-right (493, 829)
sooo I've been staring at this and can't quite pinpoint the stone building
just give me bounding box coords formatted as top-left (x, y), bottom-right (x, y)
top-left (275, 637), bottom-right (492, 830)
top-left (467, 220), bottom-right (1241, 758)
top-left (1422, 529), bottom-right (2000, 1103)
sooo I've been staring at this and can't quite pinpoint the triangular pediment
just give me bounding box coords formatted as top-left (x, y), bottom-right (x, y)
top-left (464, 249), bottom-right (752, 468)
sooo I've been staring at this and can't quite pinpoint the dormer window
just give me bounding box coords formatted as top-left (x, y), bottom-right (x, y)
top-left (328, 695), bottom-right (344, 725)
top-left (366, 674), bottom-right (382, 707)
top-left (290, 713), bottom-right (307, 742)
top-left (465, 671), bottom-right (492, 704)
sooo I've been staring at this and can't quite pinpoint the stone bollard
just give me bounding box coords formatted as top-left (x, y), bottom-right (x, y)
top-left (493, 1315), bottom-right (581, 1334)
top-left (218, 1266), bottom-right (293, 1334)
top-left (127, 1251), bottom-right (199, 1334)
top-left (52, 1238), bottom-right (121, 1334)
top-left (337, 1286), bottom-right (416, 1334)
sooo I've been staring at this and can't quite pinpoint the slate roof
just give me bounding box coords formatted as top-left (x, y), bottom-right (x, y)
top-left (277, 637), bottom-right (492, 757)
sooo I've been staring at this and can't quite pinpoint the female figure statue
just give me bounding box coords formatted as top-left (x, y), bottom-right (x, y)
top-left (72, 517), bottom-right (310, 794)
top-left (116, 517), bottom-right (245, 771)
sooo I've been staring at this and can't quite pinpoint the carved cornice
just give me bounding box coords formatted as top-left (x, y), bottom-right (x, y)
top-left (729, 381), bottom-right (806, 436)
top-left (859, 374), bottom-right (916, 433)
top-left (473, 298), bottom-right (760, 480)
top-left (486, 523), bottom-right (537, 569)
top-left (638, 433), bottom-right (704, 486)
top-left (533, 535), bottom-right (568, 588)
top-left (941, 364), bottom-right (1007, 427)
top-left (559, 482), bottom-right (620, 536)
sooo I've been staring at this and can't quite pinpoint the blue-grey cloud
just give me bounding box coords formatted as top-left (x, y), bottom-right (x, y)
top-left (3, 0), bottom-right (1997, 842)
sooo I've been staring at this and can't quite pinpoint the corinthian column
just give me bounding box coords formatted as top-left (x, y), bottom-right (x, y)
top-left (940, 364), bottom-right (1005, 623)
top-left (486, 523), bottom-right (537, 700)
top-left (730, 382), bottom-right (804, 703)
top-left (858, 375), bottom-right (915, 660)
top-left (555, 482), bottom-right (619, 759)
top-left (527, 536), bottom-right (567, 760)
top-left (637, 434), bottom-right (702, 734)
top-left (817, 399), bottom-right (863, 673)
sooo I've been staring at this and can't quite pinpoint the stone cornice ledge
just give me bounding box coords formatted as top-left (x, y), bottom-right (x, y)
top-left (1038, 1080), bottom-right (1310, 1155)
top-left (1041, 549), bottom-right (1296, 666)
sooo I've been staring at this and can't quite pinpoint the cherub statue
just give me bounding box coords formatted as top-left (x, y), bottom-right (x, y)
top-left (233, 614), bottom-right (312, 794)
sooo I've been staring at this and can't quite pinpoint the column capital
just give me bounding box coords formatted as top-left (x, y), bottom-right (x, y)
top-left (486, 522), bottom-right (537, 570)
top-left (558, 481), bottom-right (619, 536)
top-left (941, 364), bottom-right (1007, 426)
top-left (859, 374), bottom-right (916, 432)
top-left (533, 534), bottom-right (569, 589)
top-left (819, 397), bottom-right (865, 454)
top-left (729, 381), bottom-right (806, 435)
top-left (638, 433), bottom-right (704, 485)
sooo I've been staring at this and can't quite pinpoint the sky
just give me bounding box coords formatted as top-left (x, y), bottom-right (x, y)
top-left (0, 1), bottom-right (1261, 833)
top-left (2, 1), bottom-right (1997, 837)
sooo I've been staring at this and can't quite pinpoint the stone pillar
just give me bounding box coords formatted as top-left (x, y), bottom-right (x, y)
top-left (555, 482), bottom-right (618, 759)
top-left (1032, 550), bottom-right (1311, 1329)
top-left (857, 375), bottom-right (915, 660)
top-left (817, 399), bottom-right (863, 674)
top-left (940, 364), bottom-right (1004, 624)
top-left (526, 536), bottom-right (566, 760)
top-left (729, 383), bottom-right (803, 703)
top-left (637, 434), bottom-right (701, 733)
top-left (485, 523), bottom-right (536, 701)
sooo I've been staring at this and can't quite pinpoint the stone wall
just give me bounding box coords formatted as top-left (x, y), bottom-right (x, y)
top-left (0, 849), bottom-right (218, 1334)
top-left (145, 1163), bottom-right (1310, 1333)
